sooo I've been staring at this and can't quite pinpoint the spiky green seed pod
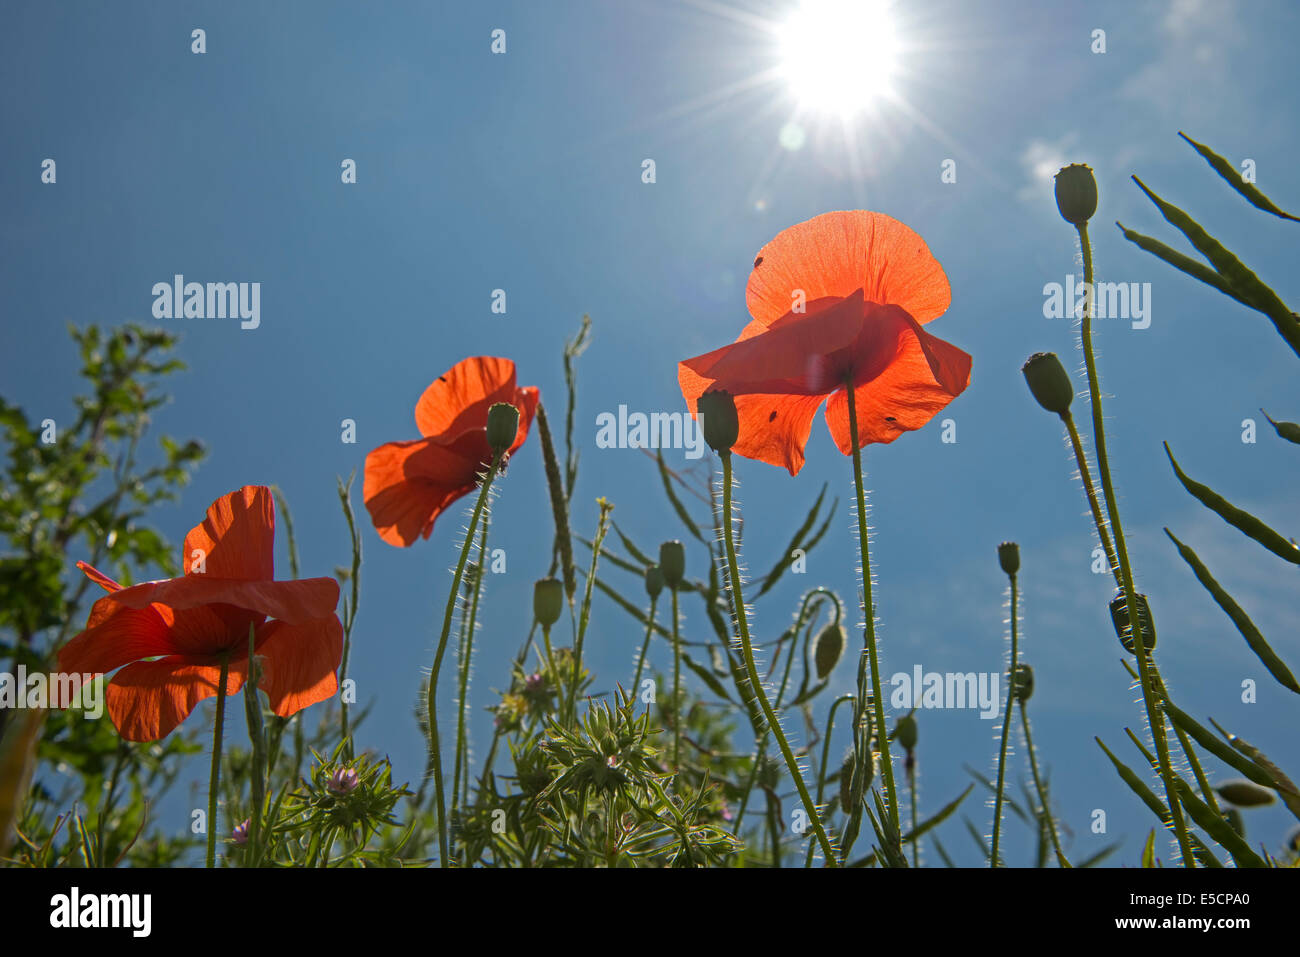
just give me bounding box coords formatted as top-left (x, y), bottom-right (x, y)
top-left (1054, 163), bottom-right (1098, 226)
top-left (1022, 352), bottom-right (1074, 416)
top-left (659, 540), bottom-right (685, 589)
top-left (1011, 663), bottom-right (1034, 703)
top-left (1109, 592), bottom-right (1157, 655)
top-left (533, 577), bottom-right (564, 628)
top-left (1216, 779), bottom-right (1276, 808)
top-left (697, 389), bottom-right (740, 454)
top-left (485, 402), bottom-right (521, 454)
top-left (895, 714), bottom-right (918, 751)
top-left (813, 623), bottom-right (845, 681)
top-left (644, 564), bottom-right (665, 600)
top-left (998, 541), bottom-right (1020, 577)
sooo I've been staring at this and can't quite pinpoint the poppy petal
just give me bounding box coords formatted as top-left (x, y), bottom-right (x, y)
top-left (77, 561), bottom-right (122, 593)
top-left (363, 435), bottom-right (484, 547)
top-left (730, 392), bottom-right (828, 476)
top-left (254, 615), bottom-right (344, 717)
top-left (746, 211), bottom-right (951, 329)
top-left (96, 575), bottom-right (341, 628)
top-left (183, 486), bottom-right (275, 581)
top-left (823, 311), bottom-right (972, 451)
top-left (58, 602), bottom-right (176, 678)
top-left (414, 356), bottom-right (519, 439)
top-left (106, 656), bottom-right (248, 742)
top-left (509, 386), bottom-right (540, 455)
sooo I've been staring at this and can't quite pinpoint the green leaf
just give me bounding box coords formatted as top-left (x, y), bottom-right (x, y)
top-left (681, 652), bottom-right (736, 704)
top-left (849, 784), bottom-right (974, 867)
top-left (1165, 528), bottom-right (1300, 694)
top-left (1179, 132), bottom-right (1300, 222)
top-left (1170, 776), bottom-right (1266, 868)
top-left (1117, 221), bottom-right (1241, 302)
top-left (1162, 701), bottom-right (1277, 789)
top-left (1207, 718), bottom-right (1300, 823)
top-left (1141, 829), bottom-right (1156, 868)
top-left (1076, 842), bottom-right (1122, 868)
top-left (610, 522), bottom-right (654, 567)
top-left (654, 450), bottom-right (706, 544)
top-left (753, 484), bottom-right (828, 598)
top-left (1261, 409), bottom-right (1300, 445)
top-left (1164, 444), bottom-right (1300, 565)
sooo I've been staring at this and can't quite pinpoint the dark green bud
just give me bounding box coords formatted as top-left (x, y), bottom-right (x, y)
top-left (1022, 352), bottom-right (1074, 416)
top-left (895, 714), bottom-right (918, 751)
top-left (533, 577), bottom-right (564, 628)
top-left (813, 623), bottom-right (845, 681)
top-left (1011, 663), bottom-right (1034, 703)
top-left (1216, 779), bottom-right (1276, 808)
top-left (644, 564), bottom-right (665, 600)
top-left (998, 541), bottom-right (1020, 577)
top-left (486, 402), bottom-right (521, 454)
top-left (1054, 163), bottom-right (1098, 226)
top-left (659, 540), bottom-right (685, 589)
top-left (1224, 808), bottom-right (1245, 838)
top-left (1109, 592), bottom-right (1157, 655)
top-left (697, 389), bottom-right (740, 454)
top-left (839, 754), bottom-right (856, 812)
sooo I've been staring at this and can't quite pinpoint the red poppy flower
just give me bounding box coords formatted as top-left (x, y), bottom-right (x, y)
top-left (363, 356), bottom-right (539, 547)
top-left (58, 486), bottom-right (343, 742)
top-left (679, 211), bottom-right (971, 475)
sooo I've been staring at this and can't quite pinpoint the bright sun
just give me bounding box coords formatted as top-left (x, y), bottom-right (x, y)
top-left (778, 0), bottom-right (900, 116)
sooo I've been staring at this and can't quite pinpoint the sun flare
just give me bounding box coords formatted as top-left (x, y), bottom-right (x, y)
top-left (778, 0), bottom-right (901, 116)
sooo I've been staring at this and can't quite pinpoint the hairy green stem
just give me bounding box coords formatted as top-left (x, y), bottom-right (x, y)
top-left (1061, 412), bottom-right (1121, 588)
top-left (1019, 701), bottom-right (1069, 867)
top-left (206, 652), bottom-right (231, 869)
top-left (991, 574), bottom-right (1019, 867)
top-left (632, 595), bottom-right (658, 698)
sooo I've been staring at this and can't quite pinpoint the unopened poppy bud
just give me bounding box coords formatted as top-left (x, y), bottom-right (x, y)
top-left (1216, 779), bottom-right (1276, 808)
top-left (998, 541), bottom-right (1020, 577)
top-left (327, 766), bottom-right (360, 796)
top-left (659, 541), bottom-right (685, 589)
top-left (485, 402), bottom-right (520, 454)
top-left (895, 714), bottom-right (918, 751)
top-left (1109, 592), bottom-right (1157, 655)
top-left (1022, 352), bottom-right (1074, 416)
top-left (533, 577), bottom-right (564, 628)
top-left (644, 564), bottom-right (665, 600)
top-left (1011, 663), bottom-right (1034, 703)
top-left (813, 623), bottom-right (845, 680)
top-left (697, 389), bottom-right (740, 454)
top-left (1054, 163), bottom-right (1098, 226)
top-left (232, 819), bottom-right (250, 845)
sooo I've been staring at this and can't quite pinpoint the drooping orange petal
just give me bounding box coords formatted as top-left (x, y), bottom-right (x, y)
top-left (254, 615), bottom-right (344, 717)
top-left (106, 656), bottom-right (249, 742)
top-left (96, 575), bottom-right (340, 629)
top-left (730, 392), bottom-right (828, 476)
top-left (152, 603), bottom-right (265, 658)
top-left (183, 486), bottom-right (275, 581)
top-left (823, 311), bottom-right (972, 451)
top-left (746, 211), bottom-right (951, 329)
top-left (414, 356), bottom-right (520, 440)
top-left (362, 434), bottom-right (485, 547)
top-left (58, 602), bottom-right (176, 678)
top-left (508, 386), bottom-right (540, 456)
top-left (77, 561), bottom-right (122, 593)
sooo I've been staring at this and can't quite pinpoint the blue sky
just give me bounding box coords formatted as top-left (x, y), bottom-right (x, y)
top-left (3, 0), bottom-right (1298, 866)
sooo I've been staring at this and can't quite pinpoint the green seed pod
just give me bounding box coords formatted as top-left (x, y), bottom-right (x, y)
top-left (697, 389), bottom-right (740, 454)
top-left (1054, 163), bottom-right (1098, 226)
top-left (1109, 592), bottom-right (1157, 655)
top-left (659, 540), bottom-right (685, 589)
top-left (1224, 808), bottom-right (1246, 838)
top-left (997, 541), bottom-right (1020, 577)
top-left (895, 714), bottom-right (918, 752)
top-left (485, 401), bottom-right (521, 454)
top-left (813, 623), bottom-right (845, 681)
top-left (533, 577), bottom-right (564, 628)
top-left (1011, 662), bottom-right (1034, 703)
top-left (1021, 352), bottom-right (1074, 416)
top-left (644, 564), bottom-right (665, 600)
top-left (1216, 779), bottom-right (1276, 808)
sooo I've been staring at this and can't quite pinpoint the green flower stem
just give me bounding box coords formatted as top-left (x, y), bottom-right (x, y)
top-left (632, 595), bottom-right (658, 696)
top-left (1061, 412), bottom-right (1121, 588)
top-left (908, 758), bottom-right (918, 868)
top-left (568, 499), bottom-right (612, 725)
top-left (1076, 222), bottom-right (1196, 866)
top-left (991, 573), bottom-right (1020, 867)
top-left (805, 693), bottom-right (855, 867)
top-left (720, 452), bottom-right (838, 865)
top-left (243, 623), bottom-right (266, 866)
top-left (1019, 701), bottom-right (1070, 867)
top-left (428, 452), bottom-right (502, 868)
top-left (453, 514), bottom-right (490, 822)
top-left (845, 380), bottom-right (900, 837)
top-left (671, 585), bottom-right (682, 768)
top-left (337, 475), bottom-right (362, 760)
top-left (206, 651), bottom-right (231, 869)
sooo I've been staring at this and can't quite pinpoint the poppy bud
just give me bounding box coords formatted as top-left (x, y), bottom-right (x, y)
top-left (1011, 663), bottom-right (1034, 703)
top-left (895, 714), bottom-right (918, 751)
top-left (813, 623), bottom-right (845, 680)
top-left (533, 577), bottom-right (564, 628)
top-left (659, 541), bottom-right (685, 589)
top-left (644, 564), bottom-right (665, 600)
top-left (1216, 779), bottom-right (1276, 808)
top-left (997, 541), bottom-right (1020, 577)
top-left (486, 402), bottom-right (520, 454)
top-left (1109, 592), bottom-right (1157, 655)
top-left (1022, 352), bottom-right (1074, 416)
top-left (697, 389), bottom-right (740, 454)
top-left (1054, 163), bottom-right (1098, 226)
top-left (232, 819), bottom-right (250, 845)
top-left (327, 766), bottom-right (360, 796)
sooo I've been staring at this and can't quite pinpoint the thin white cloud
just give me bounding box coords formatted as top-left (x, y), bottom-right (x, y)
top-left (1119, 0), bottom-right (1244, 117)
top-left (1017, 132), bottom-right (1081, 204)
